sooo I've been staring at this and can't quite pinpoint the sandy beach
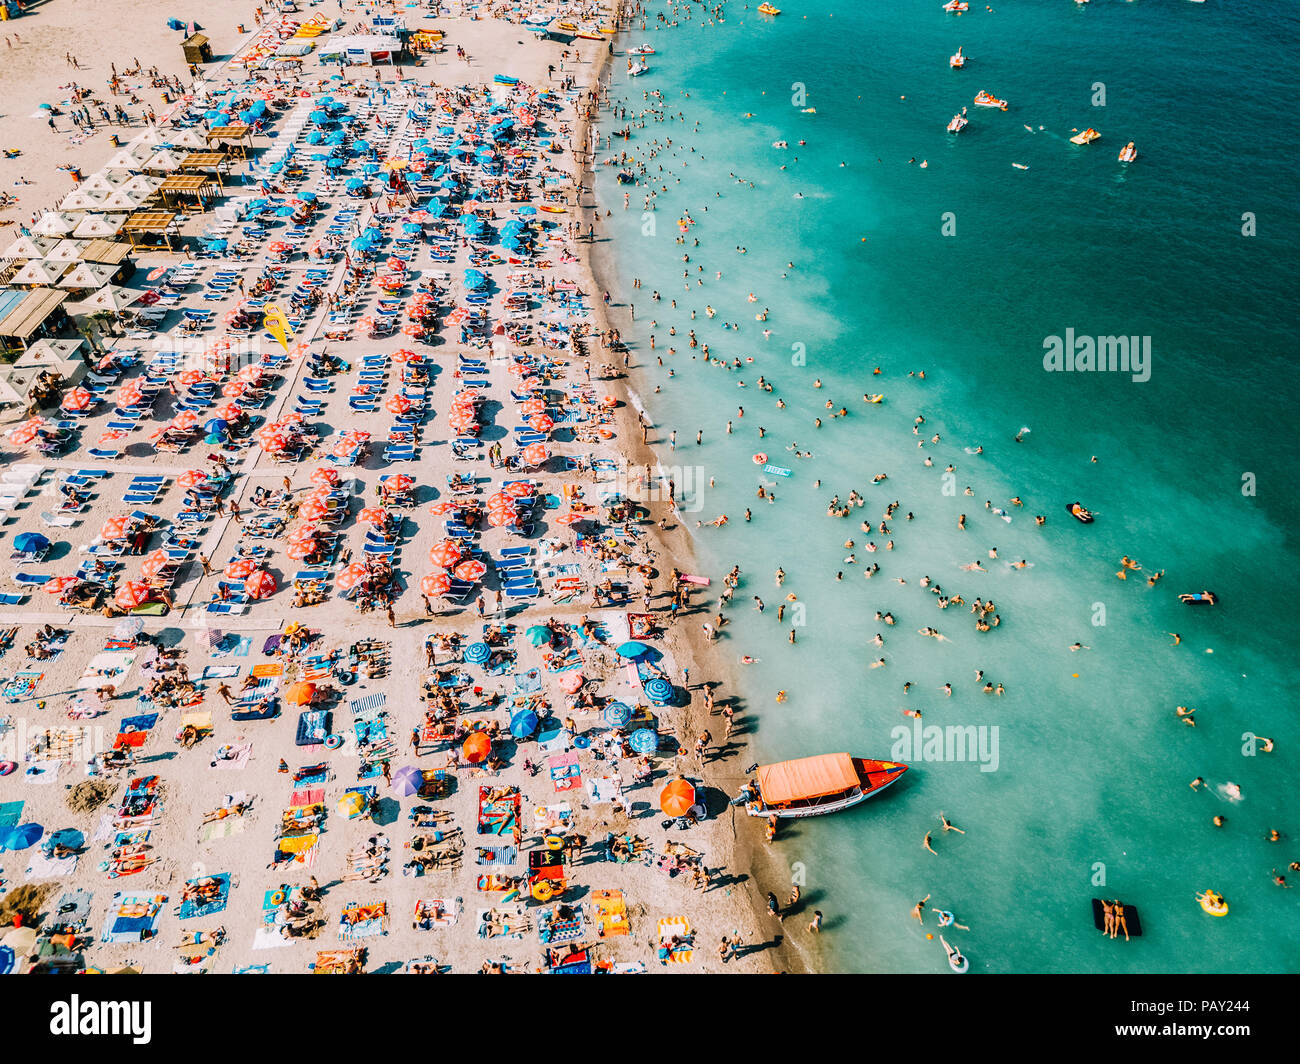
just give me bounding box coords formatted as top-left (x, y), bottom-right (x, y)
top-left (0, 0), bottom-right (807, 976)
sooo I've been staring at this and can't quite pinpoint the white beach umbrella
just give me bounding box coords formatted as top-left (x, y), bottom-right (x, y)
top-left (31, 212), bottom-right (79, 237)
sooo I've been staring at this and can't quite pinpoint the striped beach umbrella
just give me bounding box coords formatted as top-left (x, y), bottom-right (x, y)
top-left (225, 558), bottom-right (257, 580)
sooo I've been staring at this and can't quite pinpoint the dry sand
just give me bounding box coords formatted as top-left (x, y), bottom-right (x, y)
top-left (0, 0), bottom-right (815, 974)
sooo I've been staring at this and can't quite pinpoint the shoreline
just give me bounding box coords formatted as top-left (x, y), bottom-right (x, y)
top-left (577, 18), bottom-right (817, 974)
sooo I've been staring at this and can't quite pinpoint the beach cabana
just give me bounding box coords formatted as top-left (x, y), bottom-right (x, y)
top-left (206, 124), bottom-right (253, 158)
top-left (9, 259), bottom-right (69, 287)
top-left (0, 289), bottom-right (71, 351)
top-left (57, 261), bottom-right (117, 292)
top-left (159, 172), bottom-right (222, 210)
top-left (0, 234), bottom-right (57, 262)
top-left (181, 150), bottom-right (233, 185)
top-left (58, 188), bottom-right (109, 212)
top-left (142, 148), bottom-right (185, 174)
top-left (43, 239), bottom-right (91, 264)
top-left (122, 210), bottom-right (181, 251)
top-left (77, 171), bottom-right (129, 195)
top-left (31, 212), bottom-right (79, 238)
top-left (182, 33), bottom-right (214, 64)
top-left (72, 214), bottom-right (129, 240)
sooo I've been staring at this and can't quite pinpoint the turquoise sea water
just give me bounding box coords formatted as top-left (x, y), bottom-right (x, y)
top-left (594, 0), bottom-right (1299, 972)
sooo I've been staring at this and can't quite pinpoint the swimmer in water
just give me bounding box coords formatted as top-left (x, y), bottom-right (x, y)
top-left (1168, 633), bottom-right (1181, 646)
top-left (939, 813), bottom-right (965, 834)
top-left (923, 832), bottom-right (937, 856)
top-left (911, 894), bottom-right (931, 924)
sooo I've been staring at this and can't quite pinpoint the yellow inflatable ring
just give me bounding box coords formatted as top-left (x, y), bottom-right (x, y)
top-left (1198, 890), bottom-right (1228, 917)
top-left (531, 881), bottom-right (555, 902)
top-left (545, 835), bottom-right (565, 851)
top-left (270, 889), bottom-right (287, 907)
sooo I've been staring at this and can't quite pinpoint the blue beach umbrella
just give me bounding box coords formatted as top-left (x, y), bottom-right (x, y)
top-left (628, 728), bottom-right (658, 754)
top-left (204, 419), bottom-right (228, 436)
top-left (464, 641), bottom-right (490, 665)
top-left (517, 205), bottom-right (537, 216)
top-left (643, 677), bottom-right (673, 705)
top-left (42, 828), bottom-right (84, 853)
top-left (402, 222), bottom-right (423, 235)
top-left (0, 945), bottom-right (14, 975)
top-left (509, 709), bottom-right (539, 739)
top-left (13, 532), bottom-right (49, 553)
top-left (526, 624), bottom-right (551, 647)
top-left (311, 109), bottom-right (330, 125)
top-left (1, 823), bottom-right (43, 851)
top-left (616, 640), bottom-right (650, 659)
top-left (603, 701), bottom-right (632, 727)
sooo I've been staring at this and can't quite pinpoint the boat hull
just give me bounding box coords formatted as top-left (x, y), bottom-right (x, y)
top-left (744, 757), bottom-right (908, 819)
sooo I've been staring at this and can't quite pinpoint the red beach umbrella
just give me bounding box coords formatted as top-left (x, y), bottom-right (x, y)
top-left (521, 443), bottom-right (549, 466)
top-left (462, 731), bottom-right (491, 764)
top-left (503, 482), bottom-right (535, 498)
top-left (139, 549), bottom-right (171, 579)
top-left (428, 541), bottom-right (462, 568)
top-left (177, 469), bottom-right (208, 488)
top-left (244, 570), bottom-right (277, 599)
top-left (100, 515), bottom-right (130, 540)
top-left (386, 473), bottom-right (413, 491)
top-left (660, 779), bottom-right (696, 818)
top-left (61, 387), bottom-right (93, 411)
top-left (385, 394), bottom-right (412, 414)
top-left (357, 506), bottom-right (388, 526)
top-left (225, 558), bottom-right (257, 580)
top-left (114, 581), bottom-right (151, 610)
top-left (420, 571), bottom-right (452, 597)
top-left (453, 559), bottom-right (487, 581)
top-left (528, 414), bottom-right (554, 432)
top-left (310, 467), bottom-right (339, 487)
top-left (286, 539), bottom-right (316, 560)
top-left (45, 576), bottom-right (81, 595)
top-left (336, 562), bottom-right (371, 591)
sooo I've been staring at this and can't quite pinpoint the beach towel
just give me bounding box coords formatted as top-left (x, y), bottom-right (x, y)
top-left (294, 764), bottom-right (329, 786)
top-left (289, 788), bottom-right (324, 808)
top-left (251, 662), bottom-right (284, 678)
top-left (251, 925), bottom-right (294, 951)
top-left (25, 851), bottom-right (78, 880)
top-left (413, 898), bottom-right (459, 929)
top-left (3, 672), bottom-right (43, 702)
top-left (475, 844), bottom-right (518, 867)
top-left (120, 713), bottom-right (159, 732)
top-left (178, 872), bottom-right (231, 920)
top-left (209, 635), bottom-right (252, 659)
top-left (531, 803), bottom-right (572, 832)
top-left (538, 903), bottom-right (585, 945)
top-left (338, 901), bottom-right (389, 940)
top-left (201, 665), bottom-right (241, 679)
top-left (0, 800), bottom-right (24, 830)
top-left (199, 817), bottom-right (245, 842)
top-left (591, 889), bottom-right (629, 937)
top-left (513, 668), bottom-right (542, 694)
top-left (585, 776), bottom-right (624, 805)
top-left (548, 753), bottom-right (582, 792)
top-left (51, 888), bottom-right (93, 932)
top-left (233, 963), bottom-right (272, 973)
top-left (22, 762), bottom-right (60, 784)
top-left (212, 742), bottom-right (252, 770)
top-left (102, 891), bottom-right (166, 944)
top-left (656, 916), bottom-right (694, 964)
top-left (76, 650), bottom-right (135, 691)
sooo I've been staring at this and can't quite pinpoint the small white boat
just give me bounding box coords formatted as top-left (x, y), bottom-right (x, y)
top-left (627, 61), bottom-right (649, 77)
top-left (627, 45), bottom-right (655, 56)
top-left (1118, 141), bottom-right (1138, 162)
top-left (950, 46), bottom-right (966, 68)
top-left (947, 114), bottom-right (968, 133)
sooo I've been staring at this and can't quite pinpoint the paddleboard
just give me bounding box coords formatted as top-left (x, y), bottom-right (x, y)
top-left (763, 464), bottom-right (792, 477)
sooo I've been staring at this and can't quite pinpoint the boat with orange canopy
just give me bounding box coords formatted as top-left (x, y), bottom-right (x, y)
top-left (736, 752), bottom-right (908, 819)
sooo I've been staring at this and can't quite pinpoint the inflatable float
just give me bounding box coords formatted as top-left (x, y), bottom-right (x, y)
top-left (1069, 128), bottom-right (1101, 145)
top-left (1118, 142), bottom-right (1138, 163)
top-left (940, 935), bottom-right (968, 972)
top-left (1197, 890), bottom-right (1228, 917)
top-left (1066, 501), bottom-right (1094, 523)
top-left (493, 74), bottom-right (520, 85)
top-left (1091, 898), bottom-right (1143, 936)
